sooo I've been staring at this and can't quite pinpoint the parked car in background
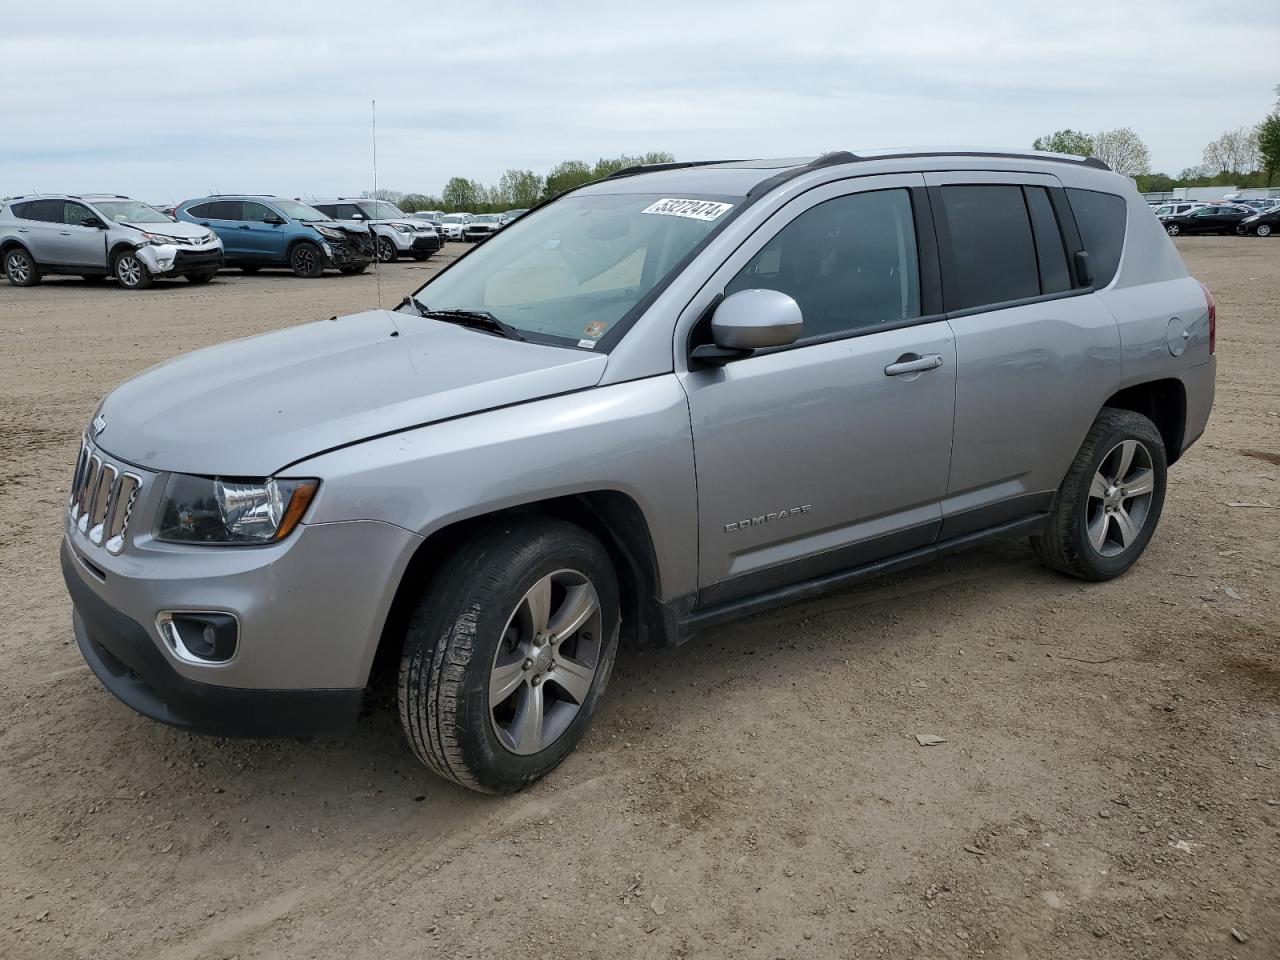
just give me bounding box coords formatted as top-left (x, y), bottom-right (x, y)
top-left (1237, 206), bottom-right (1280, 237)
top-left (1, 194), bottom-right (223, 289)
top-left (499, 208), bottom-right (529, 224)
top-left (176, 196), bottom-right (374, 277)
top-left (309, 198), bottom-right (441, 262)
top-left (1161, 204), bottom-right (1254, 236)
top-left (462, 213), bottom-right (503, 242)
top-left (63, 150), bottom-right (1214, 794)
top-left (1238, 198), bottom-right (1280, 213)
top-left (1151, 201), bottom-right (1205, 220)
top-left (437, 213), bottom-right (471, 240)
top-left (411, 210), bottom-right (445, 224)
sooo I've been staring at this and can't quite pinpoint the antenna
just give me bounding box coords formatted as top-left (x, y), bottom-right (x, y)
top-left (371, 98), bottom-right (382, 309)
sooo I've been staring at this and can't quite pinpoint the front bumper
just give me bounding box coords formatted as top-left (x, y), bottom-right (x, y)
top-left (411, 234), bottom-right (441, 254)
top-left (137, 243), bottom-right (225, 277)
top-left (322, 233), bottom-right (375, 268)
top-left (64, 541), bottom-right (363, 737)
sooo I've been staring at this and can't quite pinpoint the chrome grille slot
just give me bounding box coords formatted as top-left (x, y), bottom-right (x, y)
top-left (68, 439), bottom-right (144, 555)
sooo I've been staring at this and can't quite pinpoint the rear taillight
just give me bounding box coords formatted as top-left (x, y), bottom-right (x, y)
top-left (1198, 280), bottom-right (1216, 354)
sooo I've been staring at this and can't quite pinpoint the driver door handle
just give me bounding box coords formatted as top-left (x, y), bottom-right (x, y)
top-left (885, 353), bottom-right (944, 377)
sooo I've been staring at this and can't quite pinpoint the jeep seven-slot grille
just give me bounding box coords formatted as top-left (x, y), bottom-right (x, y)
top-left (68, 440), bottom-right (141, 555)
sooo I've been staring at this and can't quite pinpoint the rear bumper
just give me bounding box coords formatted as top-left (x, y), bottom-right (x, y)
top-left (62, 540), bottom-right (362, 738)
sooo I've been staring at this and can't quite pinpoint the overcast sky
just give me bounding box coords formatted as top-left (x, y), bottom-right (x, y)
top-left (3, 1), bottom-right (1277, 202)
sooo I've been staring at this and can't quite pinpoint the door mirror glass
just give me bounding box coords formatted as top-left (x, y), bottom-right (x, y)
top-left (80, 216), bottom-right (107, 229)
top-left (712, 288), bottom-right (803, 349)
top-left (263, 214), bottom-right (286, 225)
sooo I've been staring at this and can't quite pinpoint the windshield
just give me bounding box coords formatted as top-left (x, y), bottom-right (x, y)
top-left (272, 198), bottom-right (328, 222)
top-left (360, 201), bottom-right (407, 220)
top-left (94, 200), bottom-right (172, 224)
top-left (441, 215), bottom-right (465, 223)
top-left (473, 214), bottom-right (499, 223)
top-left (411, 192), bottom-right (736, 346)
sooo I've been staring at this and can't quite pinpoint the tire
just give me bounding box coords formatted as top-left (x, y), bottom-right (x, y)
top-left (1258, 223), bottom-right (1273, 238)
top-left (4, 247), bottom-right (41, 286)
top-left (339, 263), bottom-right (368, 275)
top-left (398, 518), bottom-right (620, 794)
top-left (1165, 223), bottom-right (1180, 236)
top-left (185, 271), bottom-right (216, 284)
top-left (113, 249), bottom-right (153, 290)
top-left (1031, 408), bottom-right (1167, 582)
top-left (376, 236), bottom-right (398, 263)
top-left (289, 241), bottom-right (324, 278)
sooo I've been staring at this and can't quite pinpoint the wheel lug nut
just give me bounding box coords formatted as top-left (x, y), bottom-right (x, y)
top-left (523, 659), bottom-right (533, 670)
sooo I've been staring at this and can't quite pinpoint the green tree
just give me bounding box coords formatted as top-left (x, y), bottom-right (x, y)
top-left (399, 193), bottom-right (442, 213)
top-left (441, 177), bottom-right (484, 211)
top-left (1258, 112), bottom-right (1280, 186)
top-left (1031, 129), bottom-right (1094, 157)
top-left (592, 152), bottom-right (676, 178)
top-left (1090, 127), bottom-right (1151, 177)
top-left (498, 168), bottom-right (544, 208)
top-left (543, 160), bottom-right (593, 199)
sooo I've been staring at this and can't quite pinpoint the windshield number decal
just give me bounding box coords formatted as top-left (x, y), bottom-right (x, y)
top-left (641, 198), bottom-right (734, 222)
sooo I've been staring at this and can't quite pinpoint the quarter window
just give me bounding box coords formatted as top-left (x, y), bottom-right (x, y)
top-left (726, 189), bottom-right (921, 340)
top-left (1066, 188), bottom-right (1127, 288)
top-left (1024, 187), bottom-right (1071, 295)
top-left (939, 185), bottom-right (1040, 309)
top-left (206, 200), bottom-right (244, 220)
top-left (13, 199), bottom-right (62, 222)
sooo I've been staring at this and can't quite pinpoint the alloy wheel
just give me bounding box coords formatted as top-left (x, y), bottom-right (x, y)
top-left (293, 245), bottom-right (319, 275)
top-left (489, 569), bottom-right (603, 755)
top-left (115, 254), bottom-right (142, 287)
top-left (1085, 439), bottom-right (1155, 557)
top-left (1258, 224), bottom-right (1272, 238)
top-left (377, 237), bottom-right (397, 262)
top-left (6, 252), bottom-right (30, 283)
top-left (1166, 223), bottom-right (1180, 236)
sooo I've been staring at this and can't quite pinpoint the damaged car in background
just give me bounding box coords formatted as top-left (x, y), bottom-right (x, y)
top-left (309, 198), bottom-right (442, 263)
top-left (0, 194), bottom-right (224, 289)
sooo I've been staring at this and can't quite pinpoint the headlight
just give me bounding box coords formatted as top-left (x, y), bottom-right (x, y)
top-left (143, 232), bottom-right (178, 245)
top-left (156, 475), bottom-right (319, 545)
top-left (391, 223), bottom-right (414, 233)
top-left (314, 226), bottom-right (344, 240)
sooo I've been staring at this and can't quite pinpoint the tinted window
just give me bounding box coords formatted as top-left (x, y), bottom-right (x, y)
top-left (940, 185), bottom-right (1039, 309)
top-left (726, 189), bottom-right (920, 339)
top-left (1024, 187), bottom-right (1071, 294)
top-left (1066, 188), bottom-right (1126, 288)
top-left (13, 199), bottom-right (62, 222)
top-left (62, 201), bottom-right (97, 226)
top-left (206, 200), bottom-right (244, 220)
top-left (185, 202), bottom-right (210, 218)
top-left (326, 203), bottom-right (362, 220)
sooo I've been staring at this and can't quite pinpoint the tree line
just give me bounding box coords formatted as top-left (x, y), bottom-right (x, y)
top-left (370, 151), bottom-right (676, 214)
top-left (1033, 83), bottom-right (1280, 192)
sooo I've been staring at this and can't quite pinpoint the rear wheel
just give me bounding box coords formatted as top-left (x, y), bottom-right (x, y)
top-left (376, 236), bottom-right (398, 263)
top-left (1165, 223), bottom-right (1181, 236)
top-left (1257, 223), bottom-right (1273, 238)
top-left (113, 250), bottom-right (153, 290)
top-left (1032, 408), bottom-right (1167, 581)
top-left (289, 241), bottom-right (324, 278)
top-left (4, 248), bottom-right (41, 286)
top-left (398, 518), bottom-right (620, 794)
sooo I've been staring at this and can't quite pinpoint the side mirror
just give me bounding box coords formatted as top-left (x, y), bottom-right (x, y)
top-left (351, 213), bottom-right (364, 220)
top-left (263, 214), bottom-right (286, 226)
top-left (81, 216), bottom-right (107, 229)
top-left (691, 289), bottom-right (803, 366)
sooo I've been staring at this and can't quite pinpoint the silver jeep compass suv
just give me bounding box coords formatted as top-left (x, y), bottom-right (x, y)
top-left (61, 150), bottom-right (1216, 793)
top-left (1, 194), bottom-right (224, 289)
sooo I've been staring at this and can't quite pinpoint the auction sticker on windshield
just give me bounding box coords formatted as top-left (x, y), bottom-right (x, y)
top-left (641, 198), bottom-right (734, 221)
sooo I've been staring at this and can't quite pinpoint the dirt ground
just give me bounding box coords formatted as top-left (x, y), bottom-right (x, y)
top-left (1, 238), bottom-right (1276, 960)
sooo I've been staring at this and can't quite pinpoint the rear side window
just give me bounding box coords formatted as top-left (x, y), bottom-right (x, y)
top-left (185, 202), bottom-right (210, 218)
top-left (1066, 188), bottom-right (1126, 288)
top-left (12, 199), bottom-right (62, 222)
top-left (1024, 187), bottom-right (1071, 294)
top-left (206, 200), bottom-right (244, 220)
top-left (726, 188), bottom-right (921, 340)
top-left (940, 185), bottom-right (1040, 309)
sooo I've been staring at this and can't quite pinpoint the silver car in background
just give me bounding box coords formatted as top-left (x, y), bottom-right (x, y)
top-left (309, 198), bottom-right (442, 262)
top-left (1, 194), bottom-right (223, 289)
top-left (62, 150), bottom-right (1215, 794)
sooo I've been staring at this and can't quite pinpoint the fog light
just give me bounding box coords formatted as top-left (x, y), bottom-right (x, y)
top-left (157, 611), bottom-right (239, 664)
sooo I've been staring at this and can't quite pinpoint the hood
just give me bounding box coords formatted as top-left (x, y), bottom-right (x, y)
top-left (311, 219), bottom-right (370, 236)
top-left (94, 309), bottom-right (607, 476)
top-left (123, 219), bottom-right (213, 240)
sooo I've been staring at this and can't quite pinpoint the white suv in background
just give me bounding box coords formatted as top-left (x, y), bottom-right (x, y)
top-left (308, 198), bottom-right (441, 262)
top-left (0, 194), bottom-right (224, 289)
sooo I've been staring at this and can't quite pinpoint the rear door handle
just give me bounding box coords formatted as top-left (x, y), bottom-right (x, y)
top-left (59, 230), bottom-right (72, 236)
top-left (238, 225), bottom-right (250, 230)
top-left (885, 353), bottom-right (944, 376)
top-left (17, 227), bottom-right (29, 233)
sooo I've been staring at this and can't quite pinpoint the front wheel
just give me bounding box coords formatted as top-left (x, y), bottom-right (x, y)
top-left (1257, 223), bottom-right (1273, 238)
top-left (1165, 223), bottom-right (1181, 237)
top-left (1032, 408), bottom-right (1167, 581)
top-left (5, 248), bottom-right (42, 286)
top-left (376, 237), bottom-right (398, 263)
top-left (289, 241), bottom-right (324, 278)
top-left (398, 518), bottom-right (620, 794)
top-left (114, 250), bottom-right (153, 290)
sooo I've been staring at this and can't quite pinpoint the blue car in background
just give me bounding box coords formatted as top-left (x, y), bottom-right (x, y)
top-left (175, 195), bottom-right (374, 277)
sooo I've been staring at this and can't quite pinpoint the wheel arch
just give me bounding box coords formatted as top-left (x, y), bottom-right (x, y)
top-left (1102, 378), bottom-right (1187, 465)
top-left (367, 489), bottom-right (672, 687)
top-left (108, 240), bottom-right (141, 266)
top-left (0, 238), bottom-right (35, 259)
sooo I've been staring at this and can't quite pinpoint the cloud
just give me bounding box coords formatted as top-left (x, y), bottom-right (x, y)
top-left (2, 0), bottom-right (1276, 199)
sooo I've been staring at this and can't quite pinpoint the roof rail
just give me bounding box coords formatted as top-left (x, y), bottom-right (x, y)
top-left (854, 149), bottom-right (1111, 171)
top-left (603, 159), bottom-right (744, 181)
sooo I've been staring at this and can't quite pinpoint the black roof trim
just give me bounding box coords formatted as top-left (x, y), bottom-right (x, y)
top-left (603, 159), bottom-right (747, 181)
top-left (746, 151), bottom-right (862, 197)
top-left (858, 150), bottom-right (1111, 171)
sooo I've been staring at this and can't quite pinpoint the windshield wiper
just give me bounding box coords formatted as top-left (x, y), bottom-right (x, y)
top-left (419, 306), bottom-right (526, 342)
